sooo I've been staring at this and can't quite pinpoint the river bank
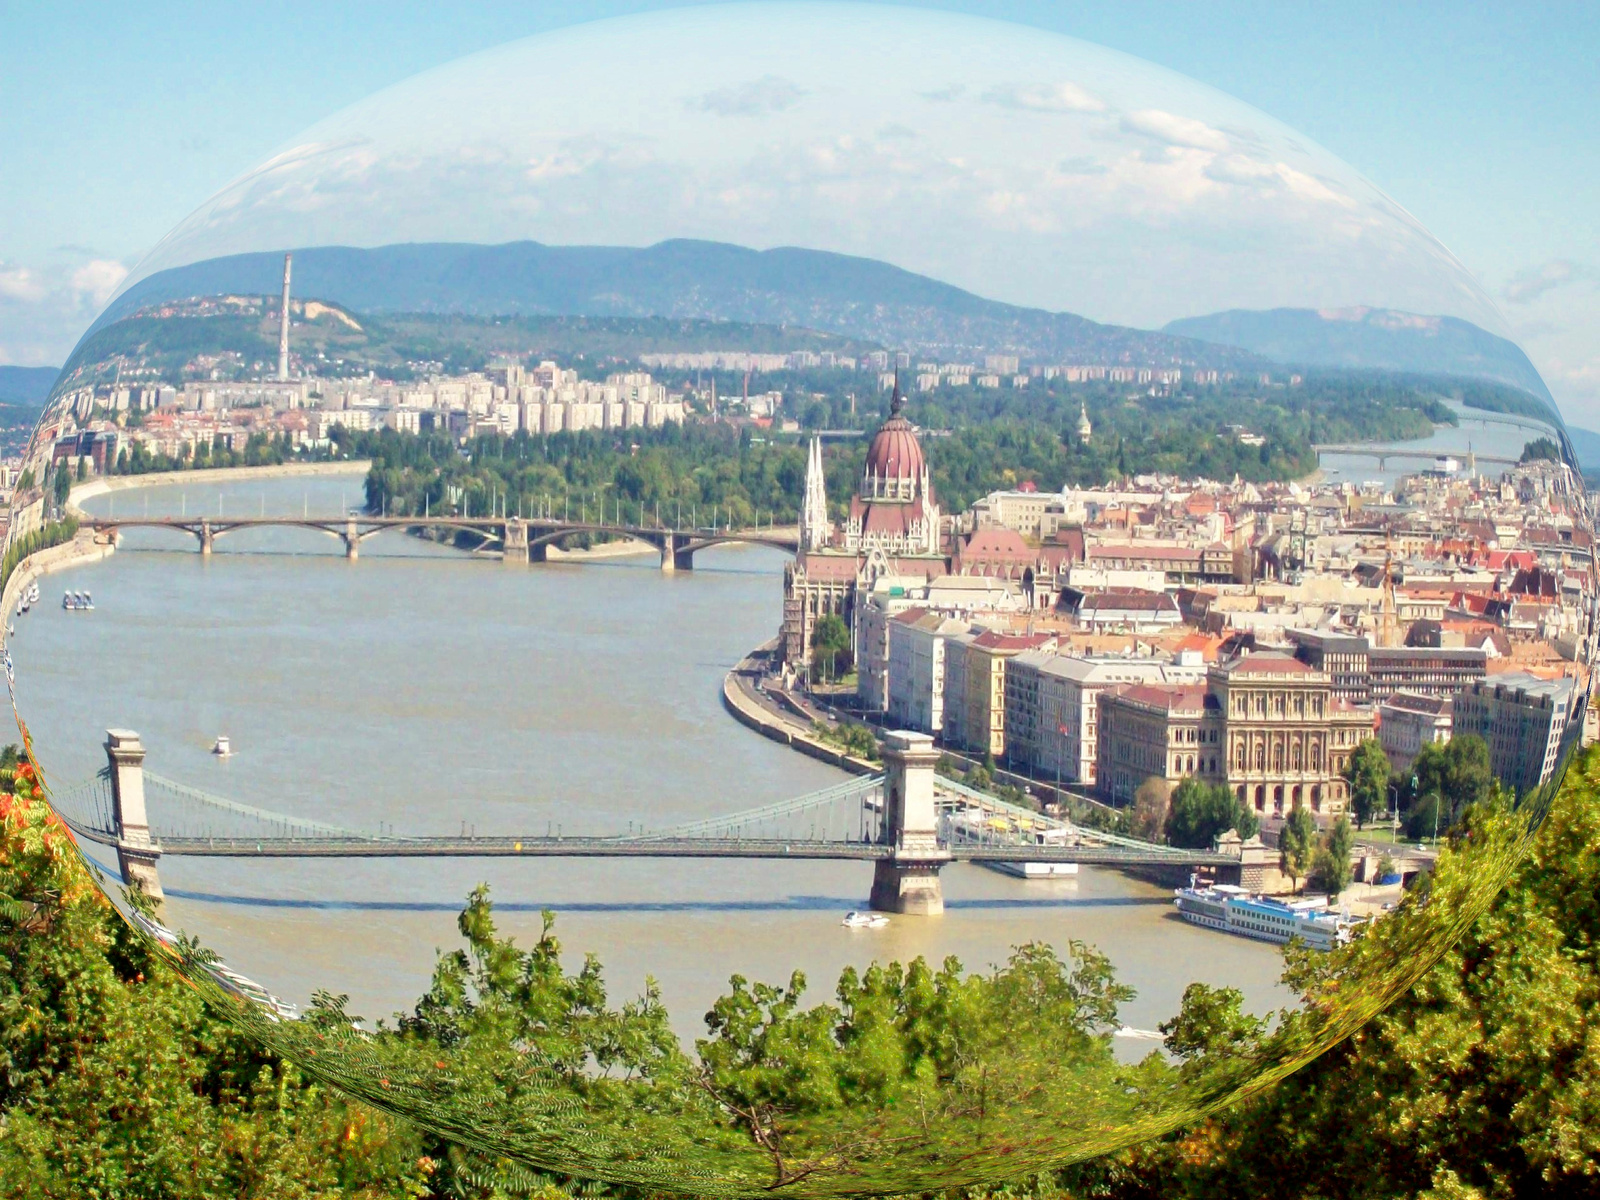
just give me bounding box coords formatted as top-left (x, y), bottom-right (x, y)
top-left (67, 459), bottom-right (372, 517)
top-left (0, 531), bottom-right (115, 643)
top-left (27, 470), bottom-right (1291, 1037)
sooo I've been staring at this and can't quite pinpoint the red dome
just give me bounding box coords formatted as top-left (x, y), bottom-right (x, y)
top-left (864, 388), bottom-right (924, 481)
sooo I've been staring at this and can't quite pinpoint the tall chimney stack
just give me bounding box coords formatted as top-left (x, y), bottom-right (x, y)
top-left (277, 253), bottom-right (292, 382)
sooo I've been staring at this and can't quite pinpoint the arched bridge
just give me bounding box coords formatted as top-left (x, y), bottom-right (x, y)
top-left (1313, 444), bottom-right (1517, 471)
top-left (55, 729), bottom-right (1235, 917)
top-left (82, 514), bottom-right (798, 572)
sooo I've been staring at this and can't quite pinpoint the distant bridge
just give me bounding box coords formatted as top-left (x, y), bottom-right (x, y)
top-left (55, 730), bottom-right (1233, 916)
top-left (1313, 444), bottom-right (1518, 470)
top-left (82, 514), bottom-right (798, 571)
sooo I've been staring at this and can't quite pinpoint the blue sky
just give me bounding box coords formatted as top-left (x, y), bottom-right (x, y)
top-left (2, 2), bottom-right (1594, 419)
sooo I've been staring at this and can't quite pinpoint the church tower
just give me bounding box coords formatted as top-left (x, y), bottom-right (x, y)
top-left (1077, 399), bottom-right (1092, 446)
top-left (800, 435), bottom-right (831, 551)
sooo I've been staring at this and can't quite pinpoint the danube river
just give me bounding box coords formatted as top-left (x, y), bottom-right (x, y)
top-left (14, 473), bottom-right (1289, 1039)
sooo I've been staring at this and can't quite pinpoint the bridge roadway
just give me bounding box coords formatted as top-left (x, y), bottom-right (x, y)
top-left (82, 514), bottom-right (799, 571)
top-left (1313, 444), bottom-right (1518, 467)
top-left (63, 823), bottom-right (1230, 868)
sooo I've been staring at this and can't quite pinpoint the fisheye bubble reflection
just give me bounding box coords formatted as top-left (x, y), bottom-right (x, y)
top-left (9, 4), bottom-right (1596, 1194)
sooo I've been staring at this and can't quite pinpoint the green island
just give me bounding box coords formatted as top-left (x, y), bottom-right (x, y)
top-left (4, 739), bottom-right (1599, 1197)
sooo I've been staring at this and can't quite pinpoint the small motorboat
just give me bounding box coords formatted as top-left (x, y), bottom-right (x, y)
top-left (841, 911), bottom-right (889, 930)
top-left (212, 735), bottom-right (233, 757)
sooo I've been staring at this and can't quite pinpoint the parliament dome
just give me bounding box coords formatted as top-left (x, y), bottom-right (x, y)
top-left (864, 390), bottom-right (926, 489)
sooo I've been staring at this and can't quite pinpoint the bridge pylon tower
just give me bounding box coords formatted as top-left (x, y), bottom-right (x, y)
top-left (106, 728), bottom-right (164, 905)
top-left (343, 519), bottom-right (361, 560)
top-left (870, 730), bottom-right (950, 915)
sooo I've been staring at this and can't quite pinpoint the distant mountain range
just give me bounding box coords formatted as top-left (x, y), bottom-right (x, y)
top-left (1565, 425), bottom-right (1600, 472)
top-left (0, 366), bottom-right (59, 406)
top-left (1163, 306), bottom-right (1553, 405)
top-left (98, 240), bottom-right (1262, 370)
top-left (81, 240), bottom-right (1562, 419)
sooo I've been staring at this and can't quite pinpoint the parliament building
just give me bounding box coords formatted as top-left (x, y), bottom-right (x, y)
top-left (782, 384), bottom-right (947, 669)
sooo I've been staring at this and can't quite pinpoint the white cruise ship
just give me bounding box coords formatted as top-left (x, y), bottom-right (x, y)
top-left (1174, 883), bottom-right (1347, 951)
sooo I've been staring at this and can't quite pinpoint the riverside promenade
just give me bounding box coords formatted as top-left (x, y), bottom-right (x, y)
top-left (721, 639), bottom-right (879, 776)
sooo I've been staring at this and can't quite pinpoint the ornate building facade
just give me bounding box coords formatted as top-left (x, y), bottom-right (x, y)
top-left (1096, 652), bottom-right (1374, 818)
top-left (782, 385), bottom-right (948, 670)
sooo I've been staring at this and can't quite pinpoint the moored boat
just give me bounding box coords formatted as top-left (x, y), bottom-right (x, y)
top-left (1173, 882), bottom-right (1348, 950)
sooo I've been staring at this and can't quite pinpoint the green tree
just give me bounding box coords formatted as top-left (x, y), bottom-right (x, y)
top-left (1309, 815), bottom-right (1354, 895)
top-left (1132, 777), bottom-right (1172, 842)
top-left (1344, 737), bottom-right (1390, 829)
top-left (1092, 745), bottom-right (1600, 1199)
top-left (809, 613), bottom-right (851, 683)
top-left (51, 464), bottom-right (69, 508)
top-left (1279, 804), bottom-right (1318, 893)
top-left (1164, 778), bottom-right (1259, 849)
top-left (1520, 436), bottom-right (1560, 462)
top-left (1411, 734), bottom-right (1494, 831)
top-left (0, 764), bottom-right (425, 1196)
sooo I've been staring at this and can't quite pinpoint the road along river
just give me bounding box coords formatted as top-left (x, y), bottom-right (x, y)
top-left (13, 472), bottom-right (1290, 1040)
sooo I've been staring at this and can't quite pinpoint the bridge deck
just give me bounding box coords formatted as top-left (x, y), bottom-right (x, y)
top-left (68, 825), bottom-right (1228, 867)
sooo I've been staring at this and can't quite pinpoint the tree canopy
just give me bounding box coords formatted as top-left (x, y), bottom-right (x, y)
top-left (1345, 737), bottom-right (1391, 829)
top-left (1163, 778), bottom-right (1260, 849)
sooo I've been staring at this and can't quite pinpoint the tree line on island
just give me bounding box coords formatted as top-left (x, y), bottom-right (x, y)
top-left (76, 368), bottom-right (1505, 524)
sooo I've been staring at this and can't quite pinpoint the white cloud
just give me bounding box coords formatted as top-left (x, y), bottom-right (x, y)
top-left (688, 75), bottom-right (807, 117)
top-left (0, 253), bottom-right (132, 366)
top-left (0, 265), bottom-right (45, 302)
top-left (1505, 259), bottom-right (1598, 304)
top-left (70, 259), bottom-right (129, 306)
top-left (1121, 110), bottom-right (1230, 152)
top-left (982, 82), bottom-right (1105, 114)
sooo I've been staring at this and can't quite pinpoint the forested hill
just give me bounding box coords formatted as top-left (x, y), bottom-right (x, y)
top-left (1164, 306), bottom-right (1554, 406)
top-left (94, 240), bottom-right (1262, 369)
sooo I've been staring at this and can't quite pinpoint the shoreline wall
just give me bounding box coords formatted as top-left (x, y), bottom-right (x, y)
top-left (1, 531), bottom-right (116, 634)
top-left (67, 459), bottom-right (372, 517)
top-left (721, 642), bottom-right (878, 777)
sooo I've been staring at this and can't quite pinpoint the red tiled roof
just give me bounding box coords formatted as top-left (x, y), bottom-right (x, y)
top-left (971, 630), bottom-right (1053, 652)
top-left (1117, 683), bottom-right (1208, 713)
top-left (1225, 653), bottom-right (1313, 675)
top-left (797, 554), bottom-right (859, 580)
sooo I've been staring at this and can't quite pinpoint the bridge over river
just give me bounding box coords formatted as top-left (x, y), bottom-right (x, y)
top-left (84, 512), bottom-right (798, 571)
top-left (55, 730), bottom-right (1234, 916)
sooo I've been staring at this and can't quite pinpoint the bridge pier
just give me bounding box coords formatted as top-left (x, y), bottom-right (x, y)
top-left (343, 519), bottom-right (360, 560)
top-left (503, 517), bottom-right (529, 565)
top-left (869, 731), bottom-right (949, 915)
top-left (657, 533), bottom-right (695, 572)
top-left (106, 729), bottom-right (163, 905)
top-left (198, 521), bottom-right (214, 556)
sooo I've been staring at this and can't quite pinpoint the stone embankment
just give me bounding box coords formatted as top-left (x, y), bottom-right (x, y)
top-left (66, 459), bottom-right (371, 520)
top-left (721, 641), bottom-right (878, 776)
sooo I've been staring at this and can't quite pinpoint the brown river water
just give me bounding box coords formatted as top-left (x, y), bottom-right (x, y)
top-left (13, 474), bottom-right (1290, 1041)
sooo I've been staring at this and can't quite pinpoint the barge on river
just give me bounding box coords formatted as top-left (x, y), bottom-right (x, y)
top-left (1174, 882), bottom-right (1350, 950)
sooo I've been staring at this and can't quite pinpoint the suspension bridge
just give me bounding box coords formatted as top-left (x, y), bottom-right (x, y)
top-left (52, 730), bottom-right (1236, 916)
top-left (83, 512), bottom-right (798, 571)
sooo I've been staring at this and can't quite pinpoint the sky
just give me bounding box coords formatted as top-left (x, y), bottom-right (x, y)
top-left (2, 2), bottom-right (1595, 420)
